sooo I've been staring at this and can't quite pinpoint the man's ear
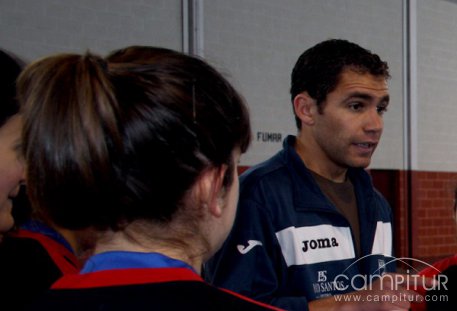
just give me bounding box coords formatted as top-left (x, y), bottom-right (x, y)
top-left (196, 165), bottom-right (228, 218)
top-left (293, 92), bottom-right (317, 126)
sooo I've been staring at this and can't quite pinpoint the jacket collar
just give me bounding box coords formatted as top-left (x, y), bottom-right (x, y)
top-left (280, 135), bottom-right (376, 216)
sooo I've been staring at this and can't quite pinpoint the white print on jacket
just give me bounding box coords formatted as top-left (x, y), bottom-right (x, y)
top-left (276, 225), bottom-right (355, 266)
top-left (370, 221), bottom-right (392, 256)
top-left (237, 240), bottom-right (263, 254)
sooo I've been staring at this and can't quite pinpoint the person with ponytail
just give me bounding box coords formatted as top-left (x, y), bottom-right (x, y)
top-left (19, 46), bottom-right (283, 311)
top-left (0, 49), bottom-right (85, 311)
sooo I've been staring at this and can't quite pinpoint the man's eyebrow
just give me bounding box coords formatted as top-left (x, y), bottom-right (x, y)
top-left (344, 92), bottom-right (390, 104)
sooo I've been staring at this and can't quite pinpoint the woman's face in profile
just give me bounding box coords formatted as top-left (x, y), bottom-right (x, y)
top-left (0, 115), bottom-right (25, 233)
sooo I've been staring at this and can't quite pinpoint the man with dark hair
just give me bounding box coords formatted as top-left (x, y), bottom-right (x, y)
top-left (207, 39), bottom-right (422, 310)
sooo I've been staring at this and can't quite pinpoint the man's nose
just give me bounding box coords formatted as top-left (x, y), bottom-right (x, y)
top-left (364, 108), bottom-right (383, 134)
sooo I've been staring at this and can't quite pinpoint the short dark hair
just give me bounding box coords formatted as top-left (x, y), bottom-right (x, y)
top-left (0, 49), bottom-right (24, 127)
top-left (290, 39), bottom-right (390, 128)
top-left (18, 46), bottom-right (251, 230)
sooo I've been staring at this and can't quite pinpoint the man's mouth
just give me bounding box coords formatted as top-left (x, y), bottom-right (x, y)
top-left (353, 142), bottom-right (377, 150)
top-left (356, 142), bottom-right (375, 147)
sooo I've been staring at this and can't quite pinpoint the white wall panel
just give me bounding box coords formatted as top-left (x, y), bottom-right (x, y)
top-left (8, 1), bottom-right (457, 172)
top-left (0, 0), bottom-right (182, 62)
top-left (417, 0), bottom-right (457, 171)
top-left (203, 0), bottom-right (404, 168)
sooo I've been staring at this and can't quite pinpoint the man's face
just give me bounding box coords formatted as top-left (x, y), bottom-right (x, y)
top-left (310, 69), bottom-right (389, 172)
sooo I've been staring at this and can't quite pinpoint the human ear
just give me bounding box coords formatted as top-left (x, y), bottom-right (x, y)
top-left (293, 92), bottom-right (316, 126)
top-left (196, 165), bottom-right (228, 218)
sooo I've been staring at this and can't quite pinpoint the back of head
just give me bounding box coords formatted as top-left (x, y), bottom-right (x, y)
top-left (0, 49), bottom-right (24, 127)
top-left (18, 46), bottom-right (251, 231)
top-left (290, 39), bottom-right (390, 128)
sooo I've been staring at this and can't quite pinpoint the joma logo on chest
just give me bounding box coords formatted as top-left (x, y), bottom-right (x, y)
top-left (302, 237), bottom-right (339, 252)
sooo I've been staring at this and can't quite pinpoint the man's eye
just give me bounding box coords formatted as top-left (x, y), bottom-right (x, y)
top-left (349, 102), bottom-right (363, 111)
top-left (377, 105), bottom-right (388, 115)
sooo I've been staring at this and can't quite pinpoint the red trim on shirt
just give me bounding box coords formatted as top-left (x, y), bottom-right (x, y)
top-left (52, 267), bottom-right (203, 289)
top-left (220, 288), bottom-right (285, 311)
top-left (52, 267), bottom-right (283, 310)
top-left (10, 229), bottom-right (80, 274)
top-left (420, 254), bottom-right (457, 279)
top-left (411, 254), bottom-right (457, 311)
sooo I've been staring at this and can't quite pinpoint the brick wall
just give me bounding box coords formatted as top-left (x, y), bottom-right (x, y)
top-left (410, 171), bottom-right (457, 259)
top-left (371, 170), bottom-right (457, 264)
